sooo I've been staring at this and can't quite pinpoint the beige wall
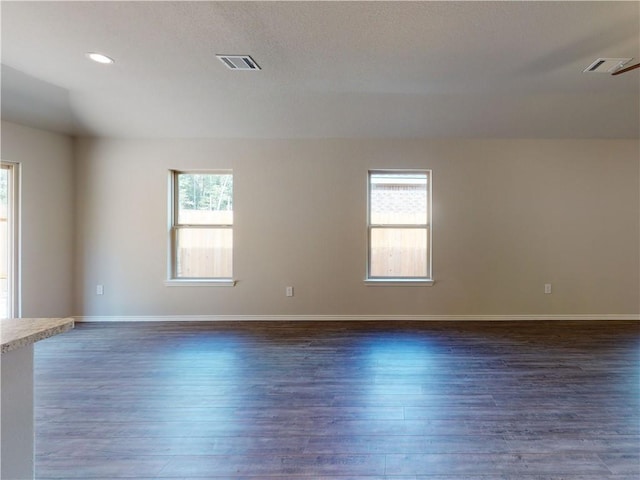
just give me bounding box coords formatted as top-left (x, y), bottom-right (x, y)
top-left (1, 121), bottom-right (75, 317)
top-left (74, 138), bottom-right (639, 317)
top-left (1, 123), bottom-right (636, 319)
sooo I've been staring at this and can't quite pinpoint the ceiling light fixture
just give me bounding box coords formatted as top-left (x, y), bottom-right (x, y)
top-left (86, 52), bottom-right (115, 64)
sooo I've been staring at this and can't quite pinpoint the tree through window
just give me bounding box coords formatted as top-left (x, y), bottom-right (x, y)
top-left (170, 171), bottom-right (233, 280)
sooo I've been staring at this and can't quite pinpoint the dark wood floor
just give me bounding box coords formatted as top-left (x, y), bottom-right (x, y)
top-left (34, 320), bottom-right (639, 479)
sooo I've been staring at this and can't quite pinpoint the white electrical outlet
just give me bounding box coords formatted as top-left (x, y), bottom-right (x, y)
top-left (544, 283), bottom-right (552, 294)
top-left (96, 284), bottom-right (104, 295)
top-left (286, 286), bottom-right (294, 297)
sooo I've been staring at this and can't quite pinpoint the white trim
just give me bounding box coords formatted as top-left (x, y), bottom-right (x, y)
top-left (164, 280), bottom-right (236, 287)
top-left (366, 169), bottom-right (432, 282)
top-left (365, 279), bottom-right (434, 286)
top-left (74, 314), bottom-right (640, 322)
top-left (1, 162), bottom-right (21, 318)
top-left (168, 170), bottom-right (234, 282)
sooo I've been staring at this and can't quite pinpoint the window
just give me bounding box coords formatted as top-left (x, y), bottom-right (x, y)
top-left (367, 170), bottom-right (432, 283)
top-left (169, 171), bottom-right (234, 284)
top-left (1, 162), bottom-right (19, 317)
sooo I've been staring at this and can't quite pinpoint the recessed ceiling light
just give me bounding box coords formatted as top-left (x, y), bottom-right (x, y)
top-left (86, 52), bottom-right (114, 64)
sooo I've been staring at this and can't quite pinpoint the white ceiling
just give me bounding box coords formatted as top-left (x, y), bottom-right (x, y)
top-left (1, 1), bottom-right (639, 139)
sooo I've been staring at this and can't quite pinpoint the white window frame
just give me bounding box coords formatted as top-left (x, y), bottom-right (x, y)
top-left (1, 162), bottom-right (21, 317)
top-left (166, 170), bottom-right (235, 287)
top-left (366, 169), bottom-right (433, 286)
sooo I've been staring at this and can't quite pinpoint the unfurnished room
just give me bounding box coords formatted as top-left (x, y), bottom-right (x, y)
top-left (0, 1), bottom-right (639, 479)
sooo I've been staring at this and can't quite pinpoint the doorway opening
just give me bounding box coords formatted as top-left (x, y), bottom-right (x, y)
top-left (1, 162), bottom-right (19, 318)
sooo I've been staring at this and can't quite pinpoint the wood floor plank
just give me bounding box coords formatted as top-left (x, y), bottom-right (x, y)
top-left (384, 452), bottom-right (612, 475)
top-left (34, 320), bottom-right (639, 479)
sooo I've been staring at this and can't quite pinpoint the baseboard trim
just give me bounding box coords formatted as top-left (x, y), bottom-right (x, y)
top-left (73, 314), bottom-right (640, 322)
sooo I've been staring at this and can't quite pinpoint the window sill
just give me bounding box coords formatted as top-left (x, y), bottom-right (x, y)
top-left (165, 279), bottom-right (236, 287)
top-left (365, 279), bottom-right (434, 287)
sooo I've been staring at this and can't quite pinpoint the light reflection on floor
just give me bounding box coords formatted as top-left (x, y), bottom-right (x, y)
top-left (360, 334), bottom-right (447, 411)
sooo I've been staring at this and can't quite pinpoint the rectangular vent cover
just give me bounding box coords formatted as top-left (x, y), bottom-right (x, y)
top-left (583, 58), bottom-right (632, 73)
top-left (216, 55), bottom-right (260, 71)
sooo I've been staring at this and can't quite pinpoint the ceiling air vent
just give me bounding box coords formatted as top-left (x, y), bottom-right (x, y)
top-left (583, 58), bottom-right (632, 73)
top-left (216, 55), bottom-right (260, 71)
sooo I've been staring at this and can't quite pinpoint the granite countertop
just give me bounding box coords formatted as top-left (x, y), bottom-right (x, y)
top-left (1, 317), bottom-right (74, 354)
